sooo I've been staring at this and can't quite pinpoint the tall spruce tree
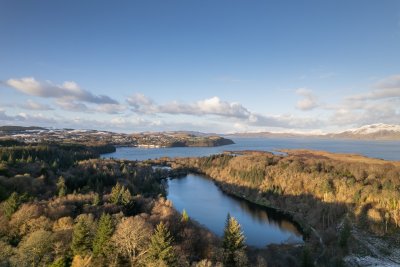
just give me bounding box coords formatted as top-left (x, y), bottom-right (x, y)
top-left (110, 183), bottom-right (132, 206)
top-left (71, 217), bottom-right (93, 256)
top-left (56, 176), bottom-right (67, 197)
top-left (148, 221), bottom-right (177, 266)
top-left (92, 213), bottom-right (114, 257)
top-left (121, 187), bottom-right (132, 206)
top-left (181, 209), bottom-right (189, 223)
top-left (222, 214), bottom-right (246, 267)
top-left (2, 192), bottom-right (21, 219)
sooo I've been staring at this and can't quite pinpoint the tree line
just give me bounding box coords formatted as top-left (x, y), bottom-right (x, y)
top-left (0, 142), bottom-right (256, 266)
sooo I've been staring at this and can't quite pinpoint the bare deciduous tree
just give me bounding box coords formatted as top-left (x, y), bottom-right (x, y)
top-left (112, 216), bottom-right (152, 266)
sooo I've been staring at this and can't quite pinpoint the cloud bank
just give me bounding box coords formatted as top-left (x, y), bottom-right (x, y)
top-left (2, 74), bottom-right (400, 133)
top-left (4, 77), bottom-right (126, 114)
top-left (127, 94), bottom-right (322, 129)
top-left (6, 77), bottom-right (118, 104)
top-left (127, 94), bottom-right (251, 118)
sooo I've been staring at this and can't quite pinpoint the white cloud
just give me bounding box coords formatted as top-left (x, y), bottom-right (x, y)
top-left (348, 74), bottom-right (400, 101)
top-left (328, 74), bottom-right (400, 127)
top-left (17, 99), bottom-right (53, 111)
top-left (127, 93), bottom-right (323, 129)
top-left (248, 113), bottom-right (324, 129)
top-left (55, 99), bottom-right (89, 112)
top-left (296, 88), bottom-right (319, 111)
top-left (95, 104), bottom-right (127, 114)
top-left (0, 109), bottom-right (14, 121)
top-left (6, 77), bottom-right (118, 104)
top-left (3, 73), bottom-right (400, 133)
top-left (2, 76), bottom-right (125, 114)
top-left (331, 99), bottom-right (400, 126)
top-left (54, 99), bottom-right (127, 114)
top-left (127, 94), bottom-right (251, 119)
top-left (126, 93), bottom-right (157, 113)
top-left (0, 109), bottom-right (56, 124)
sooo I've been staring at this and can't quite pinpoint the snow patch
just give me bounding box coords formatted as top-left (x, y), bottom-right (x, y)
top-left (347, 123), bottom-right (400, 135)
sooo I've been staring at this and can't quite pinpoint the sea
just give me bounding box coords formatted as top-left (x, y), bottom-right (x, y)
top-left (102, 137), bottom-right (400, 161)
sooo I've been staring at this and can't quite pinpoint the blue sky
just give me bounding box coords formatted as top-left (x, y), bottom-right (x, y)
top-left (1, 0), bottom-right (400, 133)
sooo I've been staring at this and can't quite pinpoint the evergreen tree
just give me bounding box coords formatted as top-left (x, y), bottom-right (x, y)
top-left (110, 183), bottom-right (123, 205)
top-left (92, 193), bottom-right (101, 206)
top-left (92, 213), bottom-right (114, 257)
top-left (51, 160), bottom-right (58, 170)
top-left (2, 192), bottom-right (21, 219)
top-left (181, 209), bottom-right (189, 223)
top-left (48, 256), bottom-right (70, 267)
top-left (148, 222), bottom-right (177, 266)
top-left (7, 153), bottom-right (14, 164)
top-left (222, 214), bottom-right (246, 267)
top-left (26, 155), bottom-right (33, 163)
top-left (339, 218), bottom-right (351, 249)
top-left (56, 176), bottom-right (67, 197)
top-left (121, 187), bottom-right (132, 206)
top-left (122, 165), bottom-right (129, 176)
top-left (71, 217), bottom-right (93, 256)
top-left (110, 183), bottom-right (132, 206)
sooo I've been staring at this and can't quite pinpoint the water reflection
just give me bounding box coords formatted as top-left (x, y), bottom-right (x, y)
top-left (234, 199), bottom-right (300, 234)
top-left (167, 173), bottom-right (303, 247)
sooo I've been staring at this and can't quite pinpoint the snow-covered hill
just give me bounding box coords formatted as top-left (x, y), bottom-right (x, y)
top-left (346, 123), bottom-right (400, 135)
top-left (229, 124), bottom-right (400, 140)
top-left (331, 123), bottom-right (400, 140)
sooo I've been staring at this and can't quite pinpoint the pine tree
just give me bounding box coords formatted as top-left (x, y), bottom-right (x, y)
top-left (122, 165), bottom-right (129, 176)
top-left (48, 257), bottom-right (69, 267)
top-left (92, 213), bottom-right (114, 257)
top-left (56, 176), bottom-right (67, 197)
top-left (7, 153), bottom-right (14, 164)
top-left (51, 160), bottom-right (58, 170)
top-left (92, 193), bottom-right (101, 206)
top-left (2, 192), bottom-right (21, 219)
top-left (110, 183), bottom-right (123, 205)
top-left (222, 214), bottom-right (246, 267)
top-left (181, 209), bottom-right (189, 223)
top-left (121, 187), bottom-right (132, 206)
top-left (71, 217), bottom-right (93, 256)
top-left (26, 155), bottom-right (33, 163)
top-left (110, 183), bottom-right (132, 206)
top-left (148, 222), bottom-right (177, 266)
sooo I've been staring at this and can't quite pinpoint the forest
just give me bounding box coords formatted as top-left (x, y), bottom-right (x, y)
top-left (169, 150), bottom-right (400, 266)
top-left (0, 142), bottom-right (251, 267)
top-left (1, 140), bottom-right (399, 266)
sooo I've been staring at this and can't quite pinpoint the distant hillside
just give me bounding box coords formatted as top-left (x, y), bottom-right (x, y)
top-left (229, 124), bottom-right (400, 140)
top-left (328, 124), bottom-right (400, 140)
top-left (0, 125), bottom-right (234, 148)
top-left (0, 126), bottom-right (45, 132)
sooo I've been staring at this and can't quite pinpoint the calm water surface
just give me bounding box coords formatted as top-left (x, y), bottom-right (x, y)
top-left (167, 173), bottom-right (303, 247)
top-left (102, 137), bottom-right (400, 247)
top-left (102, 137), bottom-right (400, 161)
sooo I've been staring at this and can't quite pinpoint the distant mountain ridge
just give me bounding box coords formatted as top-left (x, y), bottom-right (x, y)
top-left (228, 124), bottom-right (400, 140)
top-left (0, 126), bottom-right (45, 132)
top-left (327, 123), bottom-right (400, 140)
top-left (1, 123), bottom-right (400, 140)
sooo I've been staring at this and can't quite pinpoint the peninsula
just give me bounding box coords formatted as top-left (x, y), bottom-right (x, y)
top-left (0, 126), bottom-right (234, 149)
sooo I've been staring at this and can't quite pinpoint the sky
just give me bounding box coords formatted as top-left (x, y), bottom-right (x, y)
top-left (1, 0), bottom-right (400, 133)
